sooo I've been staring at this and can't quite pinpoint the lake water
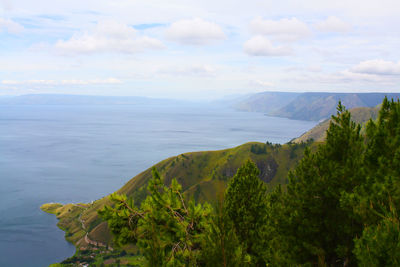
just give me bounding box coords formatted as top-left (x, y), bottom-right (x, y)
top-left (0, 103), bottom-right (315, 267)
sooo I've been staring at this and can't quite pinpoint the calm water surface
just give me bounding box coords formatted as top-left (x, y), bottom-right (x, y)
top-left (0, 104), bottom-right (316, 267)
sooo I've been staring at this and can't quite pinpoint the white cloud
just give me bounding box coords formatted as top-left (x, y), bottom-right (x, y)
top-left (165, 18), bottom-right (225, 45)
top-left (55, 20), bottom-right (164, 55)
top-left (350, 59), bottom-right (400, 75)
top-left (158, 64), bottom-right (216, 77)
top-left (314, 16), bottom-right (351, 33)
top-left (284, 65), bottom-right (322, 72)
top-left (0, 0), bottom-right (13, 11)
top-left (249, 17), bottom-right (311, 42)
top-left (2, 80), bottom-right (57, 85)
top-left (289, 70), bottom-right (394, 85)
top-left (1, 78), bottom-right (122, 85)
top-left (339, 70), bottom-right (389, 82)
top-left (251, 80), bottom-right (274, 87)
top-left (2, 1), bottom-right (400, 97)
top-left (0, 18), bottom-right (23, 33)
top-left (244, 36), bottom-right (292, 56)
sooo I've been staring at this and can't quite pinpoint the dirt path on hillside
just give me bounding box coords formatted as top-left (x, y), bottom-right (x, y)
top-left (73, 204), bottom-right (112, 250)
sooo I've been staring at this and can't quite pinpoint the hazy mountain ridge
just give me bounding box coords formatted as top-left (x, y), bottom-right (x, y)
top-left (232, 91), bottom-right (300, 113)
top-left (235, 92), bottom-right (400, 121)
top-left (0, 94), bottom-right (185, 106)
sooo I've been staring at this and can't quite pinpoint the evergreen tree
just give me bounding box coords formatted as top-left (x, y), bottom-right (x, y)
top-left (99, 168), bottom-right (213, 266)
top-left (199, 202), bottom-right (249, 267)
top-left (352, 97), bottom-right (400, 224)
top-left (224, 160), bottom-right (268, 265)
top-left (263, 185), bottom-right (296, 266)
top-left (354, 201), bottom-right (400, 266)
top-left (272, 102), bottom-right (365, 265)
top-left (348, 97), bottom-right (400, 265)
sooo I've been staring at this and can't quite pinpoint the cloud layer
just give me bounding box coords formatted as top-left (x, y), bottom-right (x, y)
top-left (55, 20), bottom-right (164, 55)
top-left (166, 18), bottom-right (225, 45)
top-left (314, 16), bottom-right (351, 33)
top-left (2, 78), bottom-right (122, 85)
top-left (249, 17), bottom-right (311, 42)
top-left (1, 1), bottom-right (400, 98)
top-left (0, 18), bottom-right (23, 33)
top-left (350, 59), bottom-right (400, 75)
top-left (244, 36), bottom-right (292, 56)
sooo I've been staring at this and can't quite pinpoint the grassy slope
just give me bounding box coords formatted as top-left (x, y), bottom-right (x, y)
top-left (43, 141), bottom-right (313, 248)
top-left (41, 203), bottom-right (88, 244)
top-left (293, 106), bottom-right (379, 143)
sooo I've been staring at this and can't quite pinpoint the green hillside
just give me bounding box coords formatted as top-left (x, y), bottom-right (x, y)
top-left (293, 106), bottom-right (380, 143)
top-left (42, 141), bottom-right (313, 251)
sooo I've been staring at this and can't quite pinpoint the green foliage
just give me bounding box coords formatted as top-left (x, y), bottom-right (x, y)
top-left (250, 144), bottom-right (266, 155)
top-left (99, 168), bottom-right (213, 266)
top-left (224, 160), bottom-right (268, 265)
top-left (354, 202), bottom-right (400, 266)
top-left (200, 202), bottom-right (249, 267)
top-left (97, 193), bottom-right (141, 246)
top-left (267, 102), bottom-right (366, 265)
top-left (353, 97), bottom-right (400, 223)
top-left (348, 97), bottom-right (400, 265)
top-left (262, 185), bottom-right (297, 266)
top-left (138, 169), bottom-right (213, 266)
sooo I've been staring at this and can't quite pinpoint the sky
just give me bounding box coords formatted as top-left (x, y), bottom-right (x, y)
top-left (0, 0), bottom-right (400, 99)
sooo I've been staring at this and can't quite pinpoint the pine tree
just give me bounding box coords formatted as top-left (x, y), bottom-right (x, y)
top-left (349, 97), bottom-right (400, 265)
top-left (273, 102), bottom-right (365, 265)
top-left (199, 202), bottom-right (249, 267)
top-left (99, 168), bottom-right (213, 266)
top-left (356, 97), bottom-right (400, 223)
top-left (354, 200), bottom-right (400, 266)
top-left (223, 160), bottom-right (268, 265)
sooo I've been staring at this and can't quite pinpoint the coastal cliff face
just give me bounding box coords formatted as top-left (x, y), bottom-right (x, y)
top-left (42, 141), bottom-right (312, 252)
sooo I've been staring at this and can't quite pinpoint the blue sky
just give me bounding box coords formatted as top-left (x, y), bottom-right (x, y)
top-left (0, 0), bottom-right (399, 99)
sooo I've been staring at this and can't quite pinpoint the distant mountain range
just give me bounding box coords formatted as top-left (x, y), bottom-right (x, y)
top-left (0, 94), bottom-right (184, 106)
top-left (234, 92), bottom-right (400, 121)
top-left (233, 92), bottom-right (301, 113)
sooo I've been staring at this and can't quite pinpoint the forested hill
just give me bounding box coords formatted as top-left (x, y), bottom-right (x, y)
top-left (234, 92), bottom-right (400, 121)
top-left (42, 141), bottom-right (313, 250)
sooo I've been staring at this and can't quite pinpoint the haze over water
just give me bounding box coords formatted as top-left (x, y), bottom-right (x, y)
top-left (0, 103), bottom-right (315, 267)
